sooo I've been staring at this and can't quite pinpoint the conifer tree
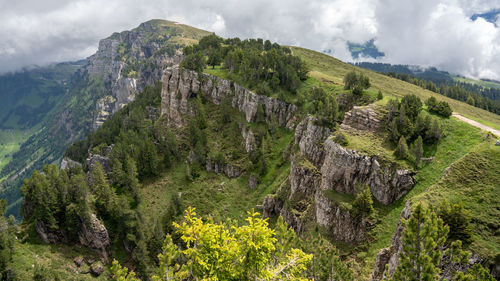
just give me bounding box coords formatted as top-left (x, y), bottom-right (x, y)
top-left (395, 136), bottom-right (409, 159)
top-left (390, 203), bottom-right (448, 280)
top-left (352, 185), bottom-right (374, 218)
top-left (91, 163), bottom-right (116, 217)
top-left (414, 135), bottom-right (423, 168)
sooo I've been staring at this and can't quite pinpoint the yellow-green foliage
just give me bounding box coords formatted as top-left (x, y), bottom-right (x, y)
top-left (113, 208), bottom-right (312, 281)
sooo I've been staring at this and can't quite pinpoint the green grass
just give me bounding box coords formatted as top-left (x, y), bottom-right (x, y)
top-left (453, 76), bottom-right (500, 89)
top-left (414, 139), bottom-right (500, 260)
top-left (292, 47), bottom-right (500, 129)
top-left (358, 117), bottom-right (484, 277)
top-left (0, 129), bottom-right (27, 175)
top-left (10, 232), bottom-right (108, 280)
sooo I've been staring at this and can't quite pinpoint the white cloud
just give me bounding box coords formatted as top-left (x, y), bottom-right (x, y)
top-left (0, 0), bottom-right (499, 80)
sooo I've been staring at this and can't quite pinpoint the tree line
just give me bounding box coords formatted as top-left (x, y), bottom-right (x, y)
top-left (181, 34), bottom-right (309, 94)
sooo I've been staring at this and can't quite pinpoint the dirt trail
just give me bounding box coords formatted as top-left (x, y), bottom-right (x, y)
top-left (452, 113), bottom-right (500, 137)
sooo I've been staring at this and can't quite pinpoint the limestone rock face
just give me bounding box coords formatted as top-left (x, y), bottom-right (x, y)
top-left (85, 145), bottom-right (113, 175)
top-left (289, 157), bottom-right (320, 202)
top-left (241, 126), bottom-right (256, 153)
top-left (35, 221), bottom-right (65, 244)
top-left (320, 139), bottom-right (415, 205)
top-left (294, 115), bottom-right (331, 167)
top-left (315, 191), bottom-right (369, 243)
top-left (88, 23), bottom-right (183, 130)
top-left (78, 214), bottom-right (111, 263)
top-left (205, 158), bottom-right (242, 178)
top-left (340, 106), bottom-right (381, 132)
top-left (60, 157), bottom-right (82, 170)
top-left (160, 67), bottom-right (298, 129)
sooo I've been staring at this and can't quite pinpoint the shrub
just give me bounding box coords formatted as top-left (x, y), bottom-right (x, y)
top-left (437, 200), bottom-right (473, 245)
top-left (426, 97), bottom-right (452, 117)
top-left (333, 132), bottom-right (349, 146)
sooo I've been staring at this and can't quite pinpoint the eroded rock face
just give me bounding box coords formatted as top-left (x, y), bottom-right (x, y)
top-left (205, 158), bottom-right (242, 178)
top-left (60, 157), bottom-right (82, 170)
top-left (160, 67), bottom-right (298, 129)
top-left (340, 106), bottom-right (381, 132)
top-left (294, 115), bottom-right (331, 167)
top-left (315, 190), bottom-right (369, 243)
top-left (78, 214), bottom-right (111, 263)
top-left (35, 221), bottom-right (65, 244)
top-left (289, 157), bottom-right (320, 202)
top-left (241, 126), bottom-right (256, 153)
top-left (88, 23), bottom-right (183, 130)
top-left (320, 139), bottom-right (415, 205)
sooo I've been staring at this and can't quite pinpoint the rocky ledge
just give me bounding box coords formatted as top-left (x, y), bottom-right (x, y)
top-left (160, 67), bottom-right (298, 129)
top-left (340, 105), bottom-right (381, 132)
top-left (320, 139), bottom-right (415, 205)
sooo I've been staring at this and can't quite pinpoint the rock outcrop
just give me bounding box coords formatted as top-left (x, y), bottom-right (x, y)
top-left (60, 157), bottom-right (82, 170)
top-left (205, 158), bottom-right (242, 178)
top-left (88, 21), bottom-right (183, 130)
top-left (241, 126), bottom-right (257, 153)
top-left (160, 67), bottom-right (298, 129)
top-left (340, 105), bottom-right (381, 132)
top-left (315, 191), bottom-right (370, 243)
top-left (320, 139), bottom-right (415, 205)
top-left (85, 145), bottom-right (114, 175)
top-left (294, 115), bottom-right (332, 167)
top-left (78, 214), bottom-right (111, 263)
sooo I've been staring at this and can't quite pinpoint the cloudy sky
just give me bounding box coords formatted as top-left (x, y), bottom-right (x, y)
top-left (1, 0), bottom-right (500, 79)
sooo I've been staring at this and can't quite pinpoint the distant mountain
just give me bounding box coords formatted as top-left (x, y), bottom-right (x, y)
top-left (0, 20), bottom-right (211, 219)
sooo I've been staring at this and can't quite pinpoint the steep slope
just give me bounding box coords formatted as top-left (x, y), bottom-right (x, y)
top-left (0, 20), bottom-right (211, 219)
top-left (2, 21), bottom-right (498, 280)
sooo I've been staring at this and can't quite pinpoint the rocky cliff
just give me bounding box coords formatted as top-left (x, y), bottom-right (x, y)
top-left (320, 139), bottom-right (415, 205)
top-left (340, 105), bottom-right (381, 132)
top-left (160, 67), bottom-right (298, 129)
top-left (88, 21), bottom-right (185, 130)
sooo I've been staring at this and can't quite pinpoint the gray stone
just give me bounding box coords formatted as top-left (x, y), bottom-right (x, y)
top-left (160, 67), bottom-right (298, 129)
top-left (78, 214), bottom-right (110, 263)
top-left (74, 256), bottom-right (84, 267)
top-left (248, 175), bottom-right (259, 189)
top-left (340, 105), bottom-right (381, 132)
top-left (320, 139), bottom-right (416, 205)
top-left (294, 115), bottom-right (331, 167)
top-left (60, 157), bottom-right (82, 170)
top-left (90, 262), bottom-right (105, 276)
top-left (205, 157), bottom-right (242, 178)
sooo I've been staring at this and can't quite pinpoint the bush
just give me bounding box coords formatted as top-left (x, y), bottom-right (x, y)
top-left (426, 97), bottom-right (452, 117)
top-left (333, 132), bottom-right (349, 146)
top-left (377, 90), bottom-right (383, 100)
top-left (437, 200), bottom-right (473, 245)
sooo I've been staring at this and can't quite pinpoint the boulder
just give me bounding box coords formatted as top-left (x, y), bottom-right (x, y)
top-left (248, 175), bottom-right (259, 189)
top-left (73, 256), bottom-right (84, 267)
top-left (78, 214), bottom-right (110, 263)
top-left (90, 262), bottom-right (105, 276)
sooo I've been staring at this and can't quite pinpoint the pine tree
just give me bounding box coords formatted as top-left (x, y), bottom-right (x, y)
top-left (390, 203), bottom-right (449, 280)
top-left (414, 135), bottom-right (423, 168)
top-left (91, 163), bottom-right (116, 217)
top-left (395, 136), bottom-right (409, 160)
top-left (352, 185), bottom-right (374, 218)
top-left (377, 90), bottom-right (383, 100)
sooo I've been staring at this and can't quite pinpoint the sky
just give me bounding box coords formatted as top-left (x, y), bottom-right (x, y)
top-left (1, 0), bottom-right (500, 80)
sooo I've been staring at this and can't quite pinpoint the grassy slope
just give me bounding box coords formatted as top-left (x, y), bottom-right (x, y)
top-left (291, 47), bottom-right (499, 278)
top-left (415, 139), bottom-right (500, 259)
top-left (453, 76), bottom-right (500, 90)
top-left (292, 47), bottom-right (500, 130)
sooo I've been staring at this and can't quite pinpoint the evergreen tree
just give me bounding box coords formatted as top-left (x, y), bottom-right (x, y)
top-left (91, 163), bottom-right (117, 218)
top-left (377, 90), bottom-right (383, 100)
top-left (390, 204), bottom-right (449, 281)
top-left (352, 185), bottom-right (374, 218)
top-left (414, 136), bottom-right (423, 168)
top-left (395, 136), bottom-right (409, 160)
